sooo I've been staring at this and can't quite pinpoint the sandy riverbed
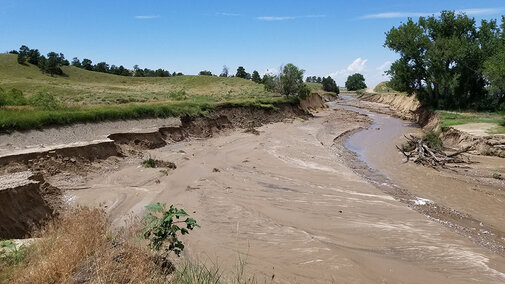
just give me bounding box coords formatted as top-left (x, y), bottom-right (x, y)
top-left (58, 101), bottom-right (505, 283)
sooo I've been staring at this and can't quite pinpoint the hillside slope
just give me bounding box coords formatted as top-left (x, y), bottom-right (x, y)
top-left (0, 53), bottom-right (276, 106)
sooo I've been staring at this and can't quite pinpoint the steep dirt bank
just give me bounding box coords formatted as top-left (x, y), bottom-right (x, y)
top-left (0, 172), bottom-right (60, 238)
top-left (0, 101), bottom-right (309, 238)
top-left (357, 93), bottom-right (505, 157)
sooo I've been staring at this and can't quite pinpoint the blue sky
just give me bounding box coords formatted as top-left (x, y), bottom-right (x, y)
top-left (1, 0), bottom-right (504, 86)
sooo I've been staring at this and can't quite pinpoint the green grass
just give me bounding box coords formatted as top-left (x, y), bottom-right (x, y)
top-left (0, 53), bottom-right (278, 106)
top-left (0, 98), bottom-right (294, 132)
top-left (0, 53), bottom-right (294, 132)
top-left (439, 111), bottom-right (505, 134)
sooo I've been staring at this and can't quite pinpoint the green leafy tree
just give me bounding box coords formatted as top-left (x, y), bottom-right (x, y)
top-left (71, 57), bottom-right (81, 67)
top-left (44, 52), bottom-right (64, 76)
top-left (280, 63), bottom-right (310, 99)
top-left (251, 70), bottom-right (261, 83)
top-left (220, 65), bottom-right (229, 77)
top-left (142, 203), bottom-right (199, 257)
top-left (322, 76), bottom-right (340, 94)
top-left (262, 74), bottom-right (278, 91)
top-left (27, 49), bottom-right (40, 65)
top-left (198, 70), bottom-right (213, 76)
top-left (17, 53), bottom-right (26, 65)
top-left (94, 62), bottom-right (109, 73)
top-left (236, 66), bottom-right (249, 79)
top-left (81, 58), bottom-right (93, 70)
top-left (385, 11), bottom-right (505, 109)
top-left (345, 73), bottom-right (367, 91)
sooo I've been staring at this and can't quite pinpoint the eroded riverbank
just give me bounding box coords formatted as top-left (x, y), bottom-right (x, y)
top-left (1, 98), bottom-right (505, 282)
top-left (62, 105), bottom-right (505, 282)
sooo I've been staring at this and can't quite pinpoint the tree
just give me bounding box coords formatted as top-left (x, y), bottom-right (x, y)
top-left (262, 74), bottom-right (278, 92)
top-left (251, 71), bottom-right (261, 83)
top-left (94, 62), bottom-right (109, 73)
top-left (81, 58), bottom-right (93, 70)
top-left (316, 77), bottom-right (322, 83)
top-left (44, 52), bottom-right (64, 76)
top-left (17, 53), bottom-right (26, 65)
top-left (27, 49), bottom-right (40, 65)
top-left (220, 65), bottom-right (229, 77)
top-left (199, 70), bottom-right (213, 76)
top-left (384, 11), bottom-right (505, 110)
top-left (322, 76), bottom-right (340, 94)
top-left (345, 73), bottom-right (367, 91)
top-left (236, 66), bottom-right (249, 79)
top-left (280, 63), bottom-right (310, 98)
top-left (71, 57), bottom-right (81, 68)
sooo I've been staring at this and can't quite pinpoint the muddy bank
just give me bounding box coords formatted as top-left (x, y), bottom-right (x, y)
top-left (0, 101), bottom-right (308, 238)
top-left (357, 92), bottom-right (437, 129)
top-left (0, 172), bottom-right (60, 238)
top-left (357, 92), bottom-right (505, 157)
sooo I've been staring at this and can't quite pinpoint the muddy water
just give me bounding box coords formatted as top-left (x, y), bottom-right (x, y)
top-left (337, 95), bottom-right (505, 250)
top-left (68, 105), bottom-right (505, 282)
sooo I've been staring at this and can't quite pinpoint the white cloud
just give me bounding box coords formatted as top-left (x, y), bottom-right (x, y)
top-left (256, 14), bottom-right (325, 21)
top-left (327, 59), bottom-right (394, 87)
top-left (327, 57), bottom-right (368, 86)
top-left (134, 15), bottom-right (160, 19)
top-left (347, 57), bottom-right (368, 72)
top-left (257, 16), bottom-right (295, 21)
top-left (361, 8), bottom-right (503, 19)
top-left (216, 12), bottom-right (240, 17)
top-left (377, 61), bottom-right (391, 71)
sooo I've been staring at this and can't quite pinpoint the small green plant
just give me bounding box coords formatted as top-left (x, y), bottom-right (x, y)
top-left (143, 157), bottom-right (157, 168)
top-left (0, 240), bottom-right (27, 266)
top-left (423, 131), bottom-right (443, 150)
top-left (142, 203), bottom-right (199, 257)
top-left (492, 173), bottom-right (503, 180)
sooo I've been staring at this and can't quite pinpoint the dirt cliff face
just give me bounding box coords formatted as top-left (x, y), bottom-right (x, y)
top-left (0, 172), bottom-right (61, 238)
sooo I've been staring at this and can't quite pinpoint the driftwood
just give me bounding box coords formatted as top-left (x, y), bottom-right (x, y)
top-left (396, 135), bottom-right (472, 168)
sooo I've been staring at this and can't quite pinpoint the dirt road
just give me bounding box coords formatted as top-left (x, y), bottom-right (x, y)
top-left (64, 99), bottom-right (505, 283)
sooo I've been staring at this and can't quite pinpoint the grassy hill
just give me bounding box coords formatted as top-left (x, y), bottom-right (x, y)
top-left (0, 54), bottom-right (277, 106)
top-left (0, 53), bottom-right (288, 132)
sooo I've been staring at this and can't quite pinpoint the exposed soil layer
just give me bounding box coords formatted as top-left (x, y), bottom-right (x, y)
top-left (1, 95), bottom-right (505, 282)
top-left (356, 92), bottom-right (505, 157)
top-left (0, 102), bottom-right (307, 238)
top-left (0, 172), bottom-right (61, 238)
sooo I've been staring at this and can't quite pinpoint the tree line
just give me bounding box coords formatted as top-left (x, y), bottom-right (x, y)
top-left (11, 45), bottom-right (180, 77)
top-left (385, 11), bottom-right (505, 110)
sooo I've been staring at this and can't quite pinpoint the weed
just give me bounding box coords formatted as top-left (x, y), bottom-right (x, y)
top-left (142, 203), bottom-right (199, 257)
top-left (0, 240), bottom-right (27, 266)
top-left (423, 131), bottom-right (443, 150)
top-left (492, 173), bottom-right (503, 180)
top-left (143, 157), bottom-right (157, 168)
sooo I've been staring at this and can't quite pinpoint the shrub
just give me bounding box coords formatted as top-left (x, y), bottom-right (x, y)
top-left (142, 203), bottom-right (199, 257)
top-left (0, 89), bottom-right (28, 106)
top-left (423, 131), bottom-right (443, 150)
top-left (28, 91), bottom-right (62, 110)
